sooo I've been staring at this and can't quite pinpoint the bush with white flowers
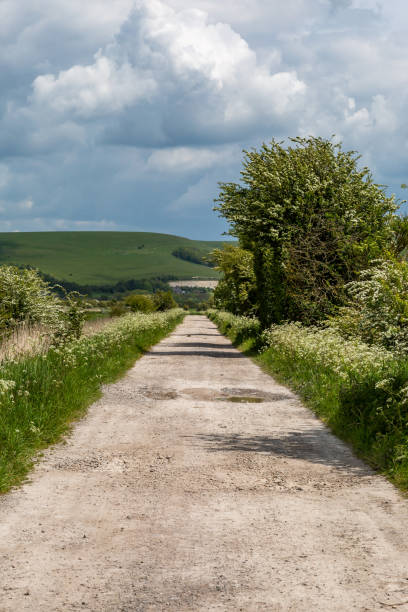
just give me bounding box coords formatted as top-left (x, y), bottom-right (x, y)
top-left (329, 259), bottom-right (408, 354)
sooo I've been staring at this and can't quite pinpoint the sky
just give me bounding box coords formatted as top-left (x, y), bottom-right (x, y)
top-left (0, 0), bottom-right (407, 239)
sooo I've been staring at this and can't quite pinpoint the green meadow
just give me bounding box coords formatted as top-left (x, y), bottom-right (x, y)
top-left (0, 231), bottom-right (224, 284)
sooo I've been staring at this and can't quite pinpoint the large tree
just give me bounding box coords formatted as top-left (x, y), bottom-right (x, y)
top-left (215, 136), bottom-right (397, 326)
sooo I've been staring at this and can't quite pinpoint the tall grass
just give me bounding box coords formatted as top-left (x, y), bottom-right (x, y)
top-left (82, 316), bottom-right (112, 336)
top-left (0, 317), bottom-right (114, 363)
top-left (209, 310), bottom-right (408, 490)
top-left (0, 309), bottom-right (184, 493)
top-left (0, 323), bottom-right (52, 363)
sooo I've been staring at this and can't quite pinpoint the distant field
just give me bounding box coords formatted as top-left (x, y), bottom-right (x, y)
top-left (169, 280), bottom-right (218, 289)
top-left (0, 232), bottom-right (226, 284)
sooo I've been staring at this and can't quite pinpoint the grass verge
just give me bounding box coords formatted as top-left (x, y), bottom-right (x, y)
top-left (0, 309), bottom-right (184, 493)
top-left (208, 310), bottom-right (408, 491)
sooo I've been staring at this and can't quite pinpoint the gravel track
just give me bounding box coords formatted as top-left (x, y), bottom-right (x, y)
top-left (1, 315), bottom-right (408, 611)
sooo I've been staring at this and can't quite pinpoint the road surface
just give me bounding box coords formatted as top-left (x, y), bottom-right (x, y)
top-left (1, 315), bottom-right (408, 611)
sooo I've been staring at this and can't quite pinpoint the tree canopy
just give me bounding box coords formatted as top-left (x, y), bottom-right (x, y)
top-left (215, 136), bottom-right (397, 325)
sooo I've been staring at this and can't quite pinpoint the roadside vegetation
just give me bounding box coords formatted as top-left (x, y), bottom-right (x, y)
top-left (210, 135), bottom-right (408, 490)
top-left (172, 286), bottom-right (214, 311)
top-left (0, 265), bottom-right (184, 492)
top-left (0, 308), bottom-right (183, 493)
top-left (109, 285), bottom-right (214, 314)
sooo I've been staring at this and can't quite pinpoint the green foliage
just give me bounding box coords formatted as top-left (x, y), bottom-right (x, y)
top-left (55, 289), bottom-right (85, 343)
top-left (125, 293), bottom-right (155, 313)
top-left (0, 309), bottom-right (184, 492)
top-left (0, 265), bottom-right (61, 332)
top-left (47, 273), bottom-right (175, 300)
top-left (329, 258), bottom-right (408, 354)
top-left (210, 245), bottom-right (257, 315)
top-left (215, 136), bottom-right (397, 326)
top-left (390, 214), bottom-right (408, 257)
top-left (172, 286), bottom-right (213, 311)
top-left (0, 265), bottom-right (84, 342)
top-left (110, 290), bottom-right (176, 316)
top-left (261, 322), bottom-right (394, 382)
top-left (153, 290), bottom-right (177, 311)
top-left (109, 302), bottom-right (128, 317)
top-left (207, 310), bottom-right (261, 344)
top-left (172, 246), bottom-right (214, 267)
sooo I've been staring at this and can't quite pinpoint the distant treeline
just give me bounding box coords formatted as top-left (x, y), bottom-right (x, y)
top-left (9, 264), bottom-right (175, 298)
top-left (172, 246), bottom-right (214, 267)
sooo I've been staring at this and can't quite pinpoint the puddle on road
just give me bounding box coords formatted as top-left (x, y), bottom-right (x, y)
top-left (180, 387), bottom-right (293, 403)
top-left (138, 386), bottom-right (294, 403)
top-left (221, 388), bottom-right (293, 402)
top-left (221, 396), bottom-right (264, 403)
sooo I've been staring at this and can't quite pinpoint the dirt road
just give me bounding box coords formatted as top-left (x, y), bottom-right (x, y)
top-left (1, 315), bottom-right (408, 611)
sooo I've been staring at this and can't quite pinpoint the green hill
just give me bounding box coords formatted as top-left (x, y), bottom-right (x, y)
top-left (0, 232), bottom-right (225, 285)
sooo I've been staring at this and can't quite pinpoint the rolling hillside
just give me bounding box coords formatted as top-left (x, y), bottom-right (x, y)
top-left (0, 232), bottom-right (225, 285)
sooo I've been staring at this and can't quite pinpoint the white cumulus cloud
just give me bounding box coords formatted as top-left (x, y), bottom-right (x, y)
top-left (147, 146), bottom-right (233, 172)
top-left (30, 0), bottom-right (306, 141)
top-left (33, 55), bottom-right (156, 117)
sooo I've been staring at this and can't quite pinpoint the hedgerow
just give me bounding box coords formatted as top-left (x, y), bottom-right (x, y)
top-left (207, 309), bottom-right (260, 344)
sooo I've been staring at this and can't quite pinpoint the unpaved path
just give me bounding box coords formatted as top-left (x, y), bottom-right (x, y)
top-left (1, 315), bottom-right (408, 611)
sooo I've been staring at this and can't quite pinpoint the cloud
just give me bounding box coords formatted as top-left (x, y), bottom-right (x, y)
top-left (0, 196), bottom-right (34, 216)
top-left (0, 164), bottom-right (11, 189)
top-left (147, 146), bottom-right (232, 172)
top-left (18, 197), bottom-right (34, 210)
top-left (33, 55), bottom-right (156, 118)
top-left (0, 0), bottom-right (407, 239)
top-left (0, 216), bottom-right (120, 233)
top-left (0, 0), bottom-right (133, 70)
top-left (168, 172), bottom-right (219, 212)
top-left (30, 1), bottom-right (306, 145)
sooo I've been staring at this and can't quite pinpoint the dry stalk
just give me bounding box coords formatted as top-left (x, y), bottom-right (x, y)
top-left (82, 317), bottom-right (112, 336)
top-left (0, 323), bottom-right (52, 363)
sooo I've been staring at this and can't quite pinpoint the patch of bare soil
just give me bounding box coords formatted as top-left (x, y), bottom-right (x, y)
top-left (1, 315), bottom-right (408, 611)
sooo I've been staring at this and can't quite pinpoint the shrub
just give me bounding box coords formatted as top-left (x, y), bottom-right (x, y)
top-left (261, 322), bottom-right (394, 383)
top-left (0, 265), bottom-right (61, 332)
top-left (154, 290), bottom-right (177, 311)
top-left (109, 302), bottom-right (127, 317)
top-left (329, 258), bottom-right (408, 354)
top-left (54, 290), bottom-right (85, 343)
top-left (260, 321), bottom-right (408, 487)
top-left (208, 309), bottom-right (260, 344)
top-left (125, 293), bottom-right (155, 313)
top-left (0, 266), bottom-right (84, 342)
